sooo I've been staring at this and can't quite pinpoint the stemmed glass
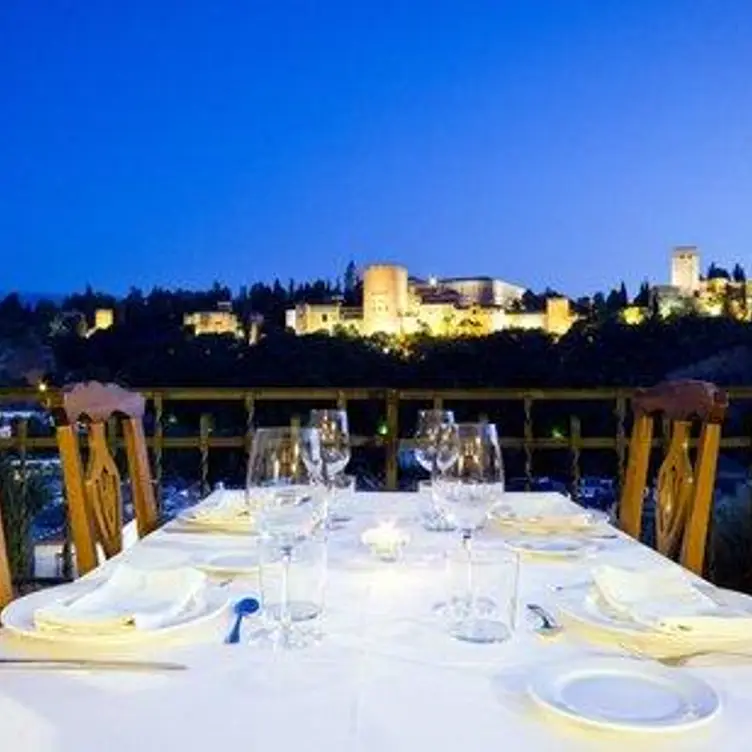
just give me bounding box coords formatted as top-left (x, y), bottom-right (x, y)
top-left (414, 410), bottom-right (459, 530)
top-left (414, 410), bottom-right (457, 483)
top-left (308, 409), bottom-right (351, 526)
top-left (246, 427), bottom-right (326, 649)
top-left (435, 422), bottom-right (508, 642)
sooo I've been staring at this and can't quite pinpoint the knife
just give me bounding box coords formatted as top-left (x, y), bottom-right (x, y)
top-left (0, 658), bottom-right (186, 672)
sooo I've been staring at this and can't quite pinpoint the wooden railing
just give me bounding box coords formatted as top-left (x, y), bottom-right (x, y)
top-left (2, 386), bottom-right (752, 494)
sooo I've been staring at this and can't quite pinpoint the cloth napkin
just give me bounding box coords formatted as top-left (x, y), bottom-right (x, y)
top-left (182, 491), bottom-right (254, 528)
top-left (34, 565), bottom-right (208, 635)
top-left (592, 564), bottom-right (752, 639)
top-left (493, 497), bottom-right (594, 531)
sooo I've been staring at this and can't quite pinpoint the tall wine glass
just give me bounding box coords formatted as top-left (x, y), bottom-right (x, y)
top-left (414, 410), bottom-right (457, 483)
top-left (308, 409), bottom-right (351, 526)
top-left (436, 422), bottom-right (507, 642)
top-left (246, 427), bottom-right (326, 649)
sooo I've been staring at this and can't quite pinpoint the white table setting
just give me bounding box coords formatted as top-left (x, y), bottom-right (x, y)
top-left (1, 484), bottom-right (752, 751)
top-left (3, 411), bottom-right (752, 751)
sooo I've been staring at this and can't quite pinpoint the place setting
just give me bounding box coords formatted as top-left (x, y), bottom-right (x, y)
top-left (0, 560), bottom-right (235, 673)
top-left (550, 564), bottom-right (752, 663)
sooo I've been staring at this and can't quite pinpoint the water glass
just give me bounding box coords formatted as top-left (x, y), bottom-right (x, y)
top-left (329, 473), bottom-right (357, 526)
top-left (443, 544), bottom-right (519, 644)
top-left (255, 533), bottom-right (328, 644)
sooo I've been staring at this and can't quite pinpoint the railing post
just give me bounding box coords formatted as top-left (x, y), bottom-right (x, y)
top-left (615, 393), bottom-right (627, 492)
top-left (385, 390), bottom-right (399, 491)
top-left (432, 395), bottom-right (443, 411)
top-left (244, 393), bottom-right (256, 457)
top-left (199, 413), bottom-right (211, 496)
top-left (336, 390), bottom-right (347, 411)
top-left (569, 415), bottom-right (582, 499)
top-left (153, 393), bottom-right (164, 511)
top-left (16, 418), bottom-right (28, 488)
top-left (523, 395), bottom-right (534, 491)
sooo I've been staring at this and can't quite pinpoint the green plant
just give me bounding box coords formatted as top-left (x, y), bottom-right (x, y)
top-left (0, 459), bottom-right (52, 580)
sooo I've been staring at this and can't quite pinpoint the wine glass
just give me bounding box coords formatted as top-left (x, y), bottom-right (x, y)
top-left (308, 409), bottom-right (351, 525)
top-left (413, 410), bottom-right (457, 482)
top-left (246, 427), bottom-right (326, 649)
top-left (414, 410), bottom-right (459, 530)
top-left (435, 422), bottom-right (508, 642)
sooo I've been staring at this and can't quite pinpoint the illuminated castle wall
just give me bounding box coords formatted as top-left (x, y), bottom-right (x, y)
top-left (286, 263), bottom-right (578, 338)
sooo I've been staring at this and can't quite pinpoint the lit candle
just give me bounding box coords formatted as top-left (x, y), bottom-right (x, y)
top-left (361, 522), bottom-right (411, 562)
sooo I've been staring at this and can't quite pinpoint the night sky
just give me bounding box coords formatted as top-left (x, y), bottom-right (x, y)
top-left (2, 1), bottom-right (751, 296)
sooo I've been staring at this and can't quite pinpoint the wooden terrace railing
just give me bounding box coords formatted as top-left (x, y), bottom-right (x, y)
top-left (2, 386), bottom-right (752, 495)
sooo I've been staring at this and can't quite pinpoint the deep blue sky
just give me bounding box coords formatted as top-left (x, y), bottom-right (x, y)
top-left (2, 1), bottom-right (751, 297)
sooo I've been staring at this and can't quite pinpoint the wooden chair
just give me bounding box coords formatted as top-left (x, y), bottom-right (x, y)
top-left (0, 500), bottom-right (13, 608)
top-left (52, 382), bottom-right (159, 576)
top-left (618, 380), bottom-right (728, 576)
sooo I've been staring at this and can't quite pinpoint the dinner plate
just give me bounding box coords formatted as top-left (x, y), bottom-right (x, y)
top-left (528, 657), bottom-right (720, 732)
top-left (1, 580), bottom-right (230, 646)
top-left (503, 536), bottom-right (597, 559)
top-left (195, 551), bottom-right (260, 577)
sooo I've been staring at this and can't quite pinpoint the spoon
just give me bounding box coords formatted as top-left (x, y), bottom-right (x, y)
top-left (225, 597), bottom-right (260, 644)
top-left (527, 603), bottom-right (564, 637)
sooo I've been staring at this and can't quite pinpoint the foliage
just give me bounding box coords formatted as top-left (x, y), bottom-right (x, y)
top-left (0, 460), bottom-right (52, 579)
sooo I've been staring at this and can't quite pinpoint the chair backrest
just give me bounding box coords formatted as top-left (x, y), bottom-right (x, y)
top-left (619, 380), bottom-right (728, 576)
top-left (53, 382), bottom-right (158, 575)
top-left (0, 500), bottom-right (13, 608)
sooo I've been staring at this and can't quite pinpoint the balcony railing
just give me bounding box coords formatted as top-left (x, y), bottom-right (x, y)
top-left (3, 386), bottom-right (752, 495)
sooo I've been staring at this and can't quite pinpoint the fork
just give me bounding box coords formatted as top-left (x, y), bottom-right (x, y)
top-left (620, 643), bottom-right (752, 667)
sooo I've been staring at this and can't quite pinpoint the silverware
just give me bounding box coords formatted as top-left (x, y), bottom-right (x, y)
top-left (621, 643), bottom-right (752, 667)
top-left (164, 523), bottom-right (253, 536)
top-left (0, 658), bottom-right (186, 672)
top-left (226, 597), bottom-right (260, 644)
top-left (527, 603), bottom-right (563, 637)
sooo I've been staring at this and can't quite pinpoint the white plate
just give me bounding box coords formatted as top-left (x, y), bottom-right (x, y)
top-left (196, 551), bottom-right (260, 577)
top-left (503, 536), bottom-right (597, 559)
top-left (557, 582), bottom-right (752, 640)
top-left (528, 657), bottom-right (720, 732)
top-left (1, 580), bottom-right (230, 646)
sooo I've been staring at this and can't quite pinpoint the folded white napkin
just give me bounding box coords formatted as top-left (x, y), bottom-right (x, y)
top-left (494, 497), bottom-right (594, 531)
top-left (182, 491), bottom-right (254, 528)
top-left (592, 564), bottom-right (752, 639)
top-left (34, 565), bottom-right (208, 635)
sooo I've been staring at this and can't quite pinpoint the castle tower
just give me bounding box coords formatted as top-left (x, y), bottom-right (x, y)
top-left (362, 264), bottom-right (408, 335)
top-left (671, 246), bottom-right (700, 292)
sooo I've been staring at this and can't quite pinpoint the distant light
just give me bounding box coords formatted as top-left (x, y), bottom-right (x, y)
top-left (428, 276), bottom-right (437, 287)
top-left (551, 427), bottom-right (564, 440)
top-left (37, 381), bottom-right (48, 393)
top-left (377, 421), bottom-right (389, 436)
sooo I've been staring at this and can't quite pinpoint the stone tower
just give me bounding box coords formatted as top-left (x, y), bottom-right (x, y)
top-left (671, 246), bottom-right (700, 292)
top-left (362, 264), bottom-right (408, 336)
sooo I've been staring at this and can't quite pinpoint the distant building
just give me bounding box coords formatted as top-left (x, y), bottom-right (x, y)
top-left (658, 246), bottom-right (751, 319)
top-left (286, 263), bottom-right (578, 338)
top-left (622, 246), bottom-right (752, 325)
top-left (83, 308), bottom-right (115, 338)
top-left (184, 301), bottom-right (263, 343)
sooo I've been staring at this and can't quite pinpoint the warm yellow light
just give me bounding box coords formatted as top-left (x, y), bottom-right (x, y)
top-left (37, 381), bottom-right (48, 393)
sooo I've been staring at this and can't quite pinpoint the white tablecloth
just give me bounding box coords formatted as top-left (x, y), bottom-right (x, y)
top-left (2, 491), bottom-right (752, 751)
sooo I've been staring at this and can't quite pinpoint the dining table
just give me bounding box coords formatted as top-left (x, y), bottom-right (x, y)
top-left (1, 489), bottom-right (751, 752)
